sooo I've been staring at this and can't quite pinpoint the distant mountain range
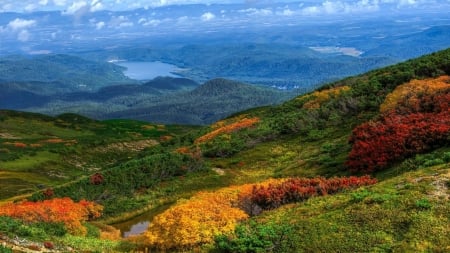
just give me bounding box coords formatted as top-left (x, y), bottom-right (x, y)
top-left (0, 65), bottom-right (291, 125)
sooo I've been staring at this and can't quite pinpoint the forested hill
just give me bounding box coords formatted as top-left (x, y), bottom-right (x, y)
top-left (104, 78), bottom-right (292, 125)
top-left (0, 54), bottom-right (132, 92)
top-left (0, 48), bottom-right (449, 252)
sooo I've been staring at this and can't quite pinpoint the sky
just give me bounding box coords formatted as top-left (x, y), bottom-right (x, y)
top-left (1, 0), bottom-right (448, 13)
top-left (1, 0), bottom-right (449, 49)
top-left (0, 0), bottom-right (296, 13)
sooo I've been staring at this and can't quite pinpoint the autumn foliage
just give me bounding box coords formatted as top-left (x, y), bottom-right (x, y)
top-left (89, 172), bottom-right (104, 185)
top-left (247, 176), bottom-right (377, 211)
top-left (0, 198), bottom-right (103, 235)
top-left (144, 176), bottom-right (375, 250)
top-left (380, 75), bottom-right (450, 113)
top-left (347, 77), bottom-right (450, 173)
top-left (144, 179), bottom-right (282, 249)
top-left (145, 191), bottom-right (249, 249)
top-left (302, 85), bottom-right (350, 109)
top-left (195, 117), bottom-right (260, 144)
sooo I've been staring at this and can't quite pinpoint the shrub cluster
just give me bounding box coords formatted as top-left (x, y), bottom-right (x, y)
top-left (346, 80), bottom-right (450, 173)
top-left (245, 176), bottom-right (377, 211)
top-left (144, 176), bottom-right (375, 250)
top-left (0, 198), bottom-right (102, 235)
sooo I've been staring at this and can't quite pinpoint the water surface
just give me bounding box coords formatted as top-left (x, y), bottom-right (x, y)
top-left (115, 61), bottom-right (179, 80)
top-left (112, 204), bottom-right (172, 238)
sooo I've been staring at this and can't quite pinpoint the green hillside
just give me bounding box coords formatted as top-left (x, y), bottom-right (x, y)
top-left (0, 54), bottom-right (132, 93)
top-left (105, 78), bottom-right (292, 124)
top-left (0, 110), bottom-right (197, 200)
top-left (0, 48), bottom-right (449, 252)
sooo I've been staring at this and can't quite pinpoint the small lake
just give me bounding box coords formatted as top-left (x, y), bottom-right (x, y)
top-left (112, 204), bottom-right (171, 238)
top-left (114, 61), bottom-right (180, 80)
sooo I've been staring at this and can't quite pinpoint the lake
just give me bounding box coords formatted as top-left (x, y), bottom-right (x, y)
top-left (112, 203), bottom-right (172, 238)
top-left (114, 61), bottom-right (180, 80)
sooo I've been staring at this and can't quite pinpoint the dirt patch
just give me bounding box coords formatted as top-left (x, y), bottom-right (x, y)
top-left (0, 132), bottom-right (20, 139)
top-left (212, 167), bottom-right (225, 175)
top-left (96, 139), bottom-right (159, 153)
top-left (429, 171), bottom-right (450, 201)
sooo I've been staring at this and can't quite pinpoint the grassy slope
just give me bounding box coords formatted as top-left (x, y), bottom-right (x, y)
top-left (1, 48), bottom-right (449, 252)
top-left (201, 49), bottom-right (450, 251)
top-left (0, 110), bottom-right (197, 201)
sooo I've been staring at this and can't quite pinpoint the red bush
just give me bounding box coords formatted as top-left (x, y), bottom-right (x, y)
top-left (43, 188), bottom-right (54, 199)
top-left (89, 173), bottom-right (104, 185)
top-left (248, 176), bottom-right (376, 210)
top-left (346, 89), bottom-right (450, 173)
top-left (44, 241), bottom-right (54, 249)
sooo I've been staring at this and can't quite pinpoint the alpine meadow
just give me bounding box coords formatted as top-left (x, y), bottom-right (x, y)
top-left (0, 0), bottom-right (450, 252)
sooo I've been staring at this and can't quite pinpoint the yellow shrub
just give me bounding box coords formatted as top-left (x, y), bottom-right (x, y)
top-left (380, 75), bottom-right (450, 113)
top-left (144, 179), bottom-right (284, 250)
top-left (302, 86), bottom-right (350, 109)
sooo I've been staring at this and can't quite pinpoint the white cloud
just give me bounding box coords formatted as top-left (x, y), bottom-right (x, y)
top-left (7, 18), bottom-right (36, 31)
top-left (109, 15), bottom-right (134, 28)
top-left (53, 0), bottom-right (67, 6)
top-left (39, 0), bottom-right (49, 5)
top-left (91, 0), bottom-right (103, 12)
top-left (201, 12), bottom-right (215, 21)
top-left (25, 4), bottom-right (37, 12)
top-left (17, 29), bottom-right (31, 42)
top-left (239, 8), bottom-right (273, 16)
top-left (177, 16), bottom-right (189, 23)
top-left (301, 0), bottom-right (380, 15)
top-left (96, 21), bottom-right (105, 29)
top-left (139, 18), bottom-right (161, 26)
top-left (277, 8), bottom-right (294, 16)
top-left (65, 1), bottom-right (88, 15)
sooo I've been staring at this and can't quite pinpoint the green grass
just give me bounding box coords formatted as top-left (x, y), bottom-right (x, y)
top-left (1, 151), bottom-right (60, 171)
top-left (0, 111), bottom-right (198, 202)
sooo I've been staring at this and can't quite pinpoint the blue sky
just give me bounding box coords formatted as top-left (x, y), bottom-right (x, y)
top-left (1, 0), bottom-right (447, 13)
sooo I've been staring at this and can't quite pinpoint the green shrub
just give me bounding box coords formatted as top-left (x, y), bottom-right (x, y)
top-left (85, 223), bottom-right (100, 238)
top-left (422, 158), bottom-right (445, 167)
top-left (34, 222), bottom-right (67, 237)
top-left (214, 221), bottom-right (297, 253)
top-left (0, 244), bottom-right (13, 253)
top-left (415, 198), bottom-right (432, 210)
top-left (350, 189), bottom-right (371, 203)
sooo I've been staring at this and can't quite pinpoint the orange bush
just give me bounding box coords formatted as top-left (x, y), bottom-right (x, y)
top-left (195, 117), bottom-right (260, 144)
top-left (0, 198), bottom-right (103, 235)
top-left (175, 146), bottom-right (191, 154)
top-left (14, 142), bottom-right (27, 148)
top-left (380, 75), bottom-right (450, 113)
